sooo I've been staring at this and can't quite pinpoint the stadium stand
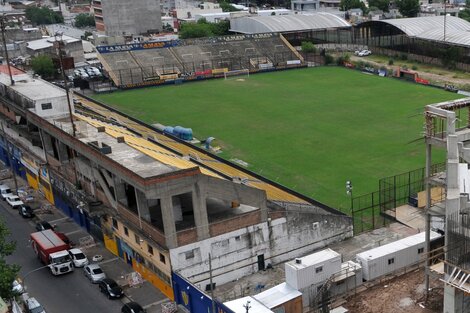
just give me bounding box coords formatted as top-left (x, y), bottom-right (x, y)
top-left (98, 34), bottom-right (303, 88)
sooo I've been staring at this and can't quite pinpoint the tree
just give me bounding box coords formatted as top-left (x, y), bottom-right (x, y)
top-left (31, 55), bottom-right (56, 78)
top-left (74, 14), bottom-right (95, 28)
top-left (179, 19), bottom-right (231, 39)
top-left (459, 0), bottom-right (470, 22)
top-left (0, 217), bottom-right (19, 300)
top-left (301, 41), bottom-right (316, 53)
top-left (396, 0), bottom-right (420, 17)
top-left (368, 0), bottom-right (390, 12)
top-left (219, 1), bottom-right (240, 12)
top-left (25, 7), bottom-right (64, 25)
top-left (340, 0), bottom-right (367, 12)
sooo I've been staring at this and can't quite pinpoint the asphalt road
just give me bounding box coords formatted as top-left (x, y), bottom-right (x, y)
top-left (2, 201), bottom-right (123, 313)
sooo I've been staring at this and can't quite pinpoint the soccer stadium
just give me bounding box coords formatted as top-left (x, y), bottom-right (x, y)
top-left (92, 14), bottom-right (466, 212)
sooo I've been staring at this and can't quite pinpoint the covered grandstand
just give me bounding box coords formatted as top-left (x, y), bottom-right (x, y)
top-left (354, 16), bottom-right (470, 64)
top-left (97, 34), bottom-right (304, 88)
top-left (229, 13), bottom-right (351, 34)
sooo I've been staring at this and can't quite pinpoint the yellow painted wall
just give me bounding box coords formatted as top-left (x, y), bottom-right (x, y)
top-left (133, 260), bottom-right (174, 300)
top-left (104, 233), bottom-right (119, 256)
top-left (26, 173), bottom-right (39, 190)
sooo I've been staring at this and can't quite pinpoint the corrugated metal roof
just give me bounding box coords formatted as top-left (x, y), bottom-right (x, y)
top-left (230, 13), bottom-right (351, 34)
top-left (254, 283), bottom-right (302, 309)
top-left (356, 231), bottom-right (441, 261)
top-left (377, 16), bottom-right (470, 47)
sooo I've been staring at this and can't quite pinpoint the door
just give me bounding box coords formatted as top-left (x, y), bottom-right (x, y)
top-left (258, 254), bottom-right (265, 271)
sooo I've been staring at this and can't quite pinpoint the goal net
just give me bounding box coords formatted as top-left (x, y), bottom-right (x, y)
top-left (224, 69), bottom-right (250, 80)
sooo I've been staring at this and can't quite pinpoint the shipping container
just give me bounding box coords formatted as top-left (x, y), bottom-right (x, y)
top-left (254, 283), bottom-right (302, 313)
top-left (285, 248), bottom-right (341, 289)
top-left (356, 231), bottom-right (441, 281)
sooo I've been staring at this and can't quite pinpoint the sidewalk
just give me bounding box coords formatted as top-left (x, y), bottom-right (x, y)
top-left (1, 172), bottom-right (169, 313)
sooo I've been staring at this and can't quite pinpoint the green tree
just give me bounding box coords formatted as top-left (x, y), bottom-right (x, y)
top-left (340, 0), bottom-right (367, 12)
top-left (219, 1), bottom-right (240, 12)
top-left (368, 0), bottom-right (390, 12)
top-left (179, 19), bottom-right (230, 39)
top-left (31, 55), bottom-right (56, 78)
top-left (0, 217), bottom-right (19, 300)
top-left (301, 41), bottom-right (316, 53)
top-left (459, 0), bottom-right (470, 22)
top-left (25, 7), bottom-right (64, 25)
top-left (74, 13), bottom-right (96, 28)
top-left (396, 0), bottom-right (420, 17)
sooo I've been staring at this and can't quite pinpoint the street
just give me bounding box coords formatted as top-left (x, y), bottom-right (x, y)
top-left (2, 201), bottom-right (123, 313)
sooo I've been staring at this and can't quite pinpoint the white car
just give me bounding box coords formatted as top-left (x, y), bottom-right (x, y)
top-left (69, 248), bottom-right (89, 267)
top-left (84, 264), bottom-right (106, 283)
top-left (6, 195), bottom-right (24, 207)
top-left (358, 49), bottom-right (372, 57)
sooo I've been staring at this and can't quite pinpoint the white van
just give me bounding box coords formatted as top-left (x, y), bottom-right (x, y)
top-left (0, 184), bottom-right (13, 200)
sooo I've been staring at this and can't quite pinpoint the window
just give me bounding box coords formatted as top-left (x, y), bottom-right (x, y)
top-left (135, 234), bottom-right (141, 245)
top-left (160, 253), bottom-right (166, 264)
top-left (235, 235), bottom-right (241, 241)
top-left (112, 218), bottom-right (118, 230)
top-left (418, 248), bottom-right (424, 254)
top-left (185, 250), bottom-right (194, 260)
top-left (147, 244), bottom-right (153, 255)
top-left (315, 266), bottom-right (323, 273)
top-left (41, 102), bottom-right (52, 110)
top-left (388, 258), bottom-right (395, 265)
top-left (124, 227), bottom-right (129, 236)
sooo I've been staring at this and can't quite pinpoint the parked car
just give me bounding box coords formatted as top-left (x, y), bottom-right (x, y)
top-left (98, 278), bottom-right (124, 299)
top-left (358, 49), bottom-right (372, 57)
top-left (6, 195), bottom-right (23, 207)
top-left (12, 278), bottom-right (24, 294)
top-left (35, 221), bottom-right (54, 231)
top-left (84, 264), bottom-right (106, 283)
top-left (68, 248), bottom-right (89, 267)
top-left (0, 184), bottom-right (13, 200)
top-left (121, 302), bottom-right (146, 313)
top-left (25, 297), bottom-right (46, 313)
top-left (17, 204), bottom-right (34, 218)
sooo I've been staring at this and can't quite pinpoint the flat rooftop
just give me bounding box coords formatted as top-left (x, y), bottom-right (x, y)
top-left (0, 71), bottom-right (66, 101)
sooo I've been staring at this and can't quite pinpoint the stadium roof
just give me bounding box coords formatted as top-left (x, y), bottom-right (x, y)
top-left (373, 16), bottom-right (470, 47)
top-left (230, 13), bottom-right (351, 34)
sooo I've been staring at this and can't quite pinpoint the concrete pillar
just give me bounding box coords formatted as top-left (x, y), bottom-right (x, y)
top-left (135, 189), bottom-right (150, 223)
top-left (57, 141), bottom-right (69, 163)
top-left (192, 184), bottom-right (209, 240)
top-left (443, 285), bottom-right (464, 313)
top-left (161, 195), bottom-right (177, 249)
top-left (41, 131), bottom-right (54, 156)
top-left (114, 178), bottom-right (128, 206)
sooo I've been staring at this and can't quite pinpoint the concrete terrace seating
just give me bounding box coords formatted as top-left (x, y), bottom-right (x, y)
top-left (130, 49), bottom-right (182, 76)
top-left (100, 52), bottom-right (143, 85)
top-left (98, 35), bottom-right (302, 86)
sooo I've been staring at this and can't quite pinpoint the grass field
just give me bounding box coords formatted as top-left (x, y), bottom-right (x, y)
top-left (94, 67), bottom-right (462, 211)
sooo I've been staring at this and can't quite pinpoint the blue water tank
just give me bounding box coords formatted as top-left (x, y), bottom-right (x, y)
top-left (163, 126), bottom-right (174, 135)
top-left (180, 128), bottom-right (193, 141)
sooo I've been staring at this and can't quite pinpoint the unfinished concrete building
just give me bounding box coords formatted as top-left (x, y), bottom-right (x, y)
top-left (424, 98), bottom-right (470, 313)
top-left (0, 67), bottom-right (353, 299)
top-left (92, 0), bottom-right (162, 36)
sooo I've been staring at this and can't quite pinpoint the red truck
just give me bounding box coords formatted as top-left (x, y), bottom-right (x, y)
top-left (30, 229), bottom-right (74, 275)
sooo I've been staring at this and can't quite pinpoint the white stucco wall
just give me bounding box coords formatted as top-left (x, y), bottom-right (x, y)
top-left (170, 213), bottom-right (352, 289)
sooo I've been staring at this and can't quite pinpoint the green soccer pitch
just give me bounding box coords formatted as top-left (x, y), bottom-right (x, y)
top-left (94, 67), bottom-right (462, 211)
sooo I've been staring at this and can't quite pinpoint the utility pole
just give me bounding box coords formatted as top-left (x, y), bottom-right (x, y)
top-left (54, 32), bottom-right (76, 137)
top-left (443, 0), bottom-right (447, 42)
top-left (0, 14), bottom-right (14, 85)
top-left (1, 121), bottom-right (18, 193)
